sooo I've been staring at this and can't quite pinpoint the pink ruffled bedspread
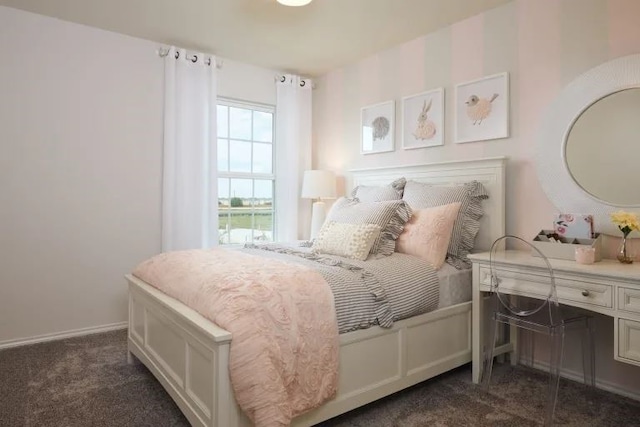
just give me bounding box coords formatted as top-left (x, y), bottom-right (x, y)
top-left (133, 249), bottom-right (339, 427)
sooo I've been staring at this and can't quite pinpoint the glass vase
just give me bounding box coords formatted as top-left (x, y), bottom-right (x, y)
top-left (617, 234), bottom-right (634, 264)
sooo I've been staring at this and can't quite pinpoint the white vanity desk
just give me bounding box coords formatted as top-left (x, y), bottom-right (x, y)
top-left (469, 250), bottom-right (640, 384)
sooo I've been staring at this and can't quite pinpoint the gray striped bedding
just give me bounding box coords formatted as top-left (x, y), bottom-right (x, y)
top-left (350, 177), bottom-right (406, 202)
top-left (242, 243), bottom-right (441, 334)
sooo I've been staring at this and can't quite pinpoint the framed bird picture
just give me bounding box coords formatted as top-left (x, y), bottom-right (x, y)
top-left (361, 100), bottom-right (395, 154)
top-left (401, 88), bottom-right (444, 150)
top-left (454, 72), bottom-right (509, 143)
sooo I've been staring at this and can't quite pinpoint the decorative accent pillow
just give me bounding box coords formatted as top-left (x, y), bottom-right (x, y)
top-left (312, 221), bottom-right (381, 261)
top-left (325, 198), bottom-right (411, 256)
top-left (351, 177), bottom-right (406, 202)
top-left (395, 203), bottom-right (462, 270)
top-left (402, 180), bottom-right (489, 268)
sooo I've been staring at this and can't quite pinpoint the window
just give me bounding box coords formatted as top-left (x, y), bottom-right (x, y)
top-left (217, 100), bottom-right (275, 245)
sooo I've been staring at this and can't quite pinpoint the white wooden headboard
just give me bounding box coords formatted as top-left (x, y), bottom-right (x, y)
top-left (349, 157), bottom-right (507, 252)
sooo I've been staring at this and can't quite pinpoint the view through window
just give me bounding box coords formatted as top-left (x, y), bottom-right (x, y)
top-left (217, 100), bottom-right (275, 245)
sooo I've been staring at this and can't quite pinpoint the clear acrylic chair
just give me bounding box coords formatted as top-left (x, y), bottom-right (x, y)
top-left (481, 235), bottom-right (595, 427)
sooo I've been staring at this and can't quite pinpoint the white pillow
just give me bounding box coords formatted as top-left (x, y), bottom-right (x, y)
top-left (312, 221), bottom-right (381, 261)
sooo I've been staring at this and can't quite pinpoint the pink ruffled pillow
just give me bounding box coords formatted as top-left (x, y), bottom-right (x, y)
top-left (395, 202), bottom-right (462, 270)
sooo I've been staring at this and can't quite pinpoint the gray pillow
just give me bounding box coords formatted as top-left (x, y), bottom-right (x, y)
top-left (402, 180), bottom-right (489, 268)
top-left (350, 177), bottom-right (406, 202)
top-left (325, 197), bottom-right (411, 256)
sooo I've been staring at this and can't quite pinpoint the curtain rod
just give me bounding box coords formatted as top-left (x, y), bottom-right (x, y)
top-left (274, 74), bottom-right (315, 89)
top-left (157, 47), bottom-right (223, 69)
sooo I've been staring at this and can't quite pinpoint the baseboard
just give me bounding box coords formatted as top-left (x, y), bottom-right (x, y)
top-left (518, 357), bottom-right (640, 402)
top-left (0, 322), bottom-right (128, 350)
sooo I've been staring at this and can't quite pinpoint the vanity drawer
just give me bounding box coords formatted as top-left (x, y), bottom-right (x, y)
top-left (617, 318), bottom-right (640, 366)
top-left (619, 287), bottom-right (640, 315)
top-left (478, 266), bottom-right (613, 309)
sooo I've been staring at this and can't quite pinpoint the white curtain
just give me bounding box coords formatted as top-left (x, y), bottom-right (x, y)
top-left (275, 75), bottom-right (312, 241)
top-left (161, 47), bottom-right (218, 252)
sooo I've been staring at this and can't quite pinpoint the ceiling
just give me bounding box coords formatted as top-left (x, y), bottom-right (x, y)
top-left (0, 0), bottom-right (511, 76)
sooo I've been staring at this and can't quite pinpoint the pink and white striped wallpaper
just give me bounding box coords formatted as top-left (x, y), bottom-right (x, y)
top-left (313, 0), bottom-right (640, 247)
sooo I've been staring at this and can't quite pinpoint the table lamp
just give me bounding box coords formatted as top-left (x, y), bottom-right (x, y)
top-left (301, 170), bottom-right (336, 239)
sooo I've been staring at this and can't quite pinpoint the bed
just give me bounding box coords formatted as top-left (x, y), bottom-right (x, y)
top-left (126, 157), bottom-right (506, 427)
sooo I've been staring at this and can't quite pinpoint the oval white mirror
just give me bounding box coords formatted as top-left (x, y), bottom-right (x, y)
top-left (536, 54), bottom-right (640, 235)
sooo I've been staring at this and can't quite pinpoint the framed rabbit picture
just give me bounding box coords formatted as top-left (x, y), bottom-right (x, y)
top-left (401, 88), bottom-right (444, 149)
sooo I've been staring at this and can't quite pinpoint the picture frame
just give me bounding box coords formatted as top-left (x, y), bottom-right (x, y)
top-left (361, 100), bottom-right (395, 154)
top-left (401, 88), bottom-right (444, 150)
top-left (454, 72), bottom-right (509, 144)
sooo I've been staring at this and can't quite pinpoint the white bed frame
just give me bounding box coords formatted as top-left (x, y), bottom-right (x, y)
top-left (126, 157), bottom-right (506, 427)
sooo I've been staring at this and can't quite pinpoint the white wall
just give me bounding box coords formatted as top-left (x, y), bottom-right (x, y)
top-left (0, 5), bottom-right (278, 345)
top-left (218, 58), bottom-right (277, 106)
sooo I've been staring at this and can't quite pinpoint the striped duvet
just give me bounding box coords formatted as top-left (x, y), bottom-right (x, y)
top-left (243, 243), bottom-right (440, 333)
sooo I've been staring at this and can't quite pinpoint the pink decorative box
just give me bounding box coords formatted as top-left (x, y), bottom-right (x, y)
top-left (553, 214), bottom-right (594, 239)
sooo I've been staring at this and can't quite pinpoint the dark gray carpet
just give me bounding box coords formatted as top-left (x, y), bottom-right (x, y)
top-left (1, 330), bottom-right (639, 426)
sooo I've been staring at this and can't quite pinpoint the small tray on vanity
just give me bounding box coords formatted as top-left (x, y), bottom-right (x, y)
top-left (531, 229), bottom-right (602, 262)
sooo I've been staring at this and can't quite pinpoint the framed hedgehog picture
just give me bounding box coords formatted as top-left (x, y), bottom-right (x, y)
top-left (454, 72), bottom-right (509, 144)
top-left (401, 88), bottom-right (444, 149)
top-left (361, 100), bottom-right (395, 154)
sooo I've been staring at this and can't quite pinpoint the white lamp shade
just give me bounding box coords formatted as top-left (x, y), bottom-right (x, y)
top-left (301, 170), bottom-right (336, 199)
top-left (277, 0), bottom-right (312, 6)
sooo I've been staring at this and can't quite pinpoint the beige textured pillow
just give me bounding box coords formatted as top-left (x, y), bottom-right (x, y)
top-left (395, 202), bottom-right (462, 270)
top-left (312, 221), bottom-right (382, 261)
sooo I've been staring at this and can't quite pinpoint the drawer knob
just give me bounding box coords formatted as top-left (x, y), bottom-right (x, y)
top-left (581, 290), bottom-right (590, 297)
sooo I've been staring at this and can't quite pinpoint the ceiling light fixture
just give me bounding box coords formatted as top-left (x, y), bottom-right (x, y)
top-left (276, 0), bottom-right (313, 6)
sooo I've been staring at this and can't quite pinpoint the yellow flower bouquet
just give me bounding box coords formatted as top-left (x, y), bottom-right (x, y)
top-left (610, 211), bottom-right (640, 264)
top-left (610, 211), bottom-right (640, 236)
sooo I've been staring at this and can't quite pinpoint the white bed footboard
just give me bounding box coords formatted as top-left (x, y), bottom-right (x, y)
top-left (127, 274), bottom-right (471, 427)
top-left (128, 276), bottom-right (248, 427)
